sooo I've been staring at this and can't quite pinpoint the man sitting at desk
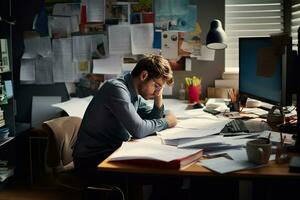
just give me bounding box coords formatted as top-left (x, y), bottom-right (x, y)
top-left (73, 54), bottom-right (177, 172)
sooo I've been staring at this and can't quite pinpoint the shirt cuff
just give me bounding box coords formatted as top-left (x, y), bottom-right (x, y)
top-left (153, 104), bottom-right (165, 117)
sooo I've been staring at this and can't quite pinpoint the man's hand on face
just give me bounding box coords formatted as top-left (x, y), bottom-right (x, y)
top-left (154, 88), bottom-right (163, 108)
top-left (165, 113), bottom-right (177, 128)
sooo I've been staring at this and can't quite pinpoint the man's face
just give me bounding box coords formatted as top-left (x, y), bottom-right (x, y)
top-left (138, 72), bottom-right (166, 100)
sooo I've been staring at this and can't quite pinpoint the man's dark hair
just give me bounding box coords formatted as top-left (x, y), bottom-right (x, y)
top-left (131, 55), bottom-right (174, 85)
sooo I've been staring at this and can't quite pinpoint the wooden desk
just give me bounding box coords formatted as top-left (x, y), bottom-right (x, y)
top-left (99, 154), bottom-right (300, 200)
top-left (99, 155), bottom-right (300, 180)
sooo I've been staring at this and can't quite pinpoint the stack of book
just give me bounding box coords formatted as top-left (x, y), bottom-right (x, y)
top-left (0, 39), bottom-right (10, 73)
top-left (0, 128), bottom-right (9, 141)
top-left (0, 160), bottom-right (14, 182)
top-left (0, 110), bottom-right (5, 128)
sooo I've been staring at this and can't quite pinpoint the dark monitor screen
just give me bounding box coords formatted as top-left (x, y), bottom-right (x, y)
top-left (239, 37), bottom-right (292, 106)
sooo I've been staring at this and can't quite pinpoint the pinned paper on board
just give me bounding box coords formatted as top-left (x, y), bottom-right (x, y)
top-left (130, 23), bottom-right (158, 55)
top-left (178, 23), bottom-right (202, 57)
top-left (161, 31), bottom-right (178, 59)
top-left (111, 2), bottom-right (130, 24)
top-left (92, 55), bottom-right (122, 75)
top-left (108, 25), bottom-right (131, 55)
top-left (122, 55), bottom-right (140, 71)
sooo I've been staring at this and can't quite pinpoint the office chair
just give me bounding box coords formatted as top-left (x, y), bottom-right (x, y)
top-left (43, 116), bottom-right (124, 200)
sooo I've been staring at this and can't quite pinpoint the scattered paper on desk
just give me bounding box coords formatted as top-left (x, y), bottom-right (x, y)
top-left (205, 98), bottom-right (229, 111)
top-left (110, 141), bottom-right (201, 162)
top-left (259, 131), bottom-right (294, 145)
top-left (226, 148), bottom-right (248, 161)
top-left (176, 117), bottom-right (231, 130)
top-left (161, 99), bottom-right (189, 116)
top-left (158, 127), bottom-right (218, 141)
top-left (242, 108), bottom-right (268, 116)
top-left (199, 157), bottom-right (260, 174)
top-left (178, 136), bottom-right (251, 150)
top-left (178, 135), bottom-right (225, 148)
top-left (135, 135), bottom-right (163, 145)
top-left (181, 109), bottom-right (218, 119)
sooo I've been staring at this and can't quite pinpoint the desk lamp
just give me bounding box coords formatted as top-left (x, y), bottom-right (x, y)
top-left (206, 19), bottom-right (227, 50)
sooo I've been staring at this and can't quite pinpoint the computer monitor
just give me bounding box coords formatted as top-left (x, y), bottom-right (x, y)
top-left (239, 37), bottom-right (294, 107)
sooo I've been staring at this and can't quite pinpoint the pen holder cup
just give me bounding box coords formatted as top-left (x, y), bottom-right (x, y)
top-left (188, 86), bottom-right (200, 103)
top-left (228, 101), bottom-right (240, 112)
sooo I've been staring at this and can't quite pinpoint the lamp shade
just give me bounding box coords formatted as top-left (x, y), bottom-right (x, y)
top-left (206, 19), bottom-right (227, 50)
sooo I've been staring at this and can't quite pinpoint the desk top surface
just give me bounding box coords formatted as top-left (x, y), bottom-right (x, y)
top-left (98, 154), bottom-right (300, 180)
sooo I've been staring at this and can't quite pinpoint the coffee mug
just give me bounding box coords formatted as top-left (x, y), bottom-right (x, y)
top-left (246, 138), bottom-right (271, 164)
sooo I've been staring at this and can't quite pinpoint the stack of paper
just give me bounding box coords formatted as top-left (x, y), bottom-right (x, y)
top-left (110, 141), bottom-right (203, 169)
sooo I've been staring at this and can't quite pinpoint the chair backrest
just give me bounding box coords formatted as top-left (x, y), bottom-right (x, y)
top-left (31, 96), bottom-right (62, 128)
top-left (43, 116), bottom-right (82, 173)
top-left (43, 116), bottom-right (125, 199)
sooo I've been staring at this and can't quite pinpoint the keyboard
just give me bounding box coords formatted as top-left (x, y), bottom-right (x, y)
top-left (221, 119), bottom-right (249, 136)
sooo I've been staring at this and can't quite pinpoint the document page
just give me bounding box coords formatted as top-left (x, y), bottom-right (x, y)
top-left (130, 23), bottom-right (156, 55)
top-left (92, 55), bottom-right (122, 74)
top-left (108, 25), bottom-right (131, 55)
top-left (86, 0), bottom-right (105, 22)
top-left (110, 141), bottom-right (201, 162)
top-left (52, 96), bottom-right (93, 118)
top-left (199, 157), bottom-right (259, 174)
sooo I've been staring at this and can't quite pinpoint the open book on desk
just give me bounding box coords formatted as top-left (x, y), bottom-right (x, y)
top-left (110, 141), bottom-right (203, 169)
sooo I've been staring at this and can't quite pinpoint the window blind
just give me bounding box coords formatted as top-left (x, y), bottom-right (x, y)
top-left (225, 0), bottom-right (284, 73)
top-left (292, 0), bottom-right (300, 51)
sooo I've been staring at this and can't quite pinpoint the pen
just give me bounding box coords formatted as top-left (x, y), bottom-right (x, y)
top-left (280, 132), bottom-right (283, 148)
top-left (282, 135), bottom-right (286, 148)
top-left (268, 132), bottom-right (271, 140)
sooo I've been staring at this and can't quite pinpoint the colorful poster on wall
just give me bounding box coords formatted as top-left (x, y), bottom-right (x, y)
top-left (155, 0), bottom-right (197, 32)
top-left (178, 22), bottom-right (202, 57)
